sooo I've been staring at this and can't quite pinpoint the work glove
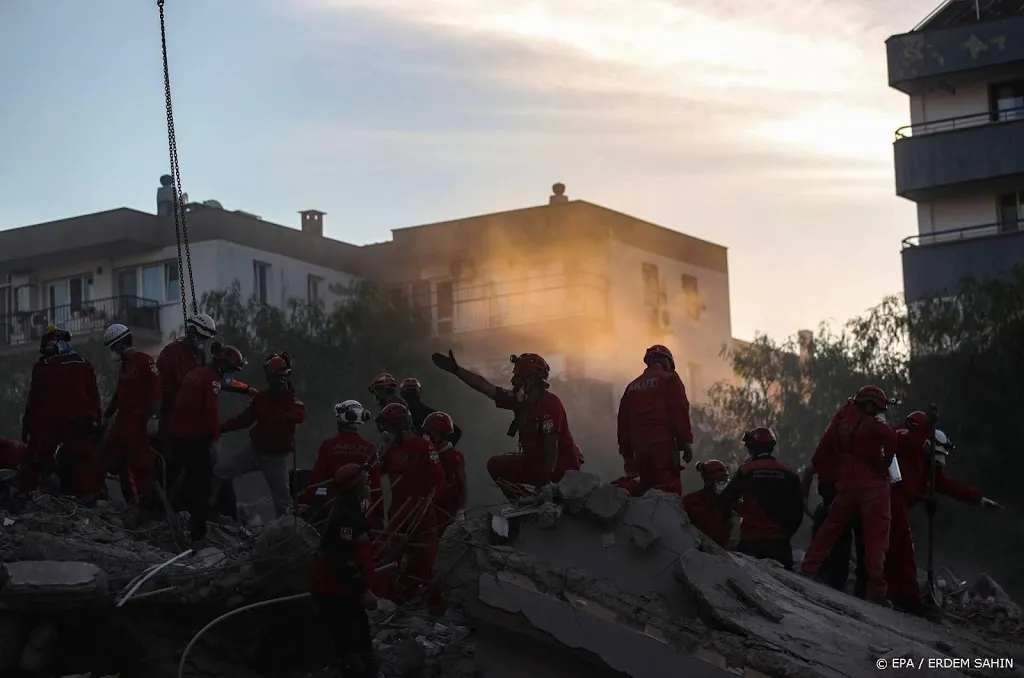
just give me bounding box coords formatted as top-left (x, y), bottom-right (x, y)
top-left (980, 497), bottom-right (1004, 511)
top-left (456, 509), bottom-right (467, 523)
top-left (431, 350), bottom-right (459, 374)
top-left (680, 442), bottom-right (694, 464)
top-left (623, 457), bottom-right (636, 477)
top-left (360, 589), bottom-right (379, 611)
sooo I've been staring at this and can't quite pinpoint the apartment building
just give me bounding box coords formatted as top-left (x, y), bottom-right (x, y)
top-left (361, 184), bottom-right (734, 407)
top-left (0, 186), bottom-right (361, 357)
top-left (887, 0), bottom-right (1024, 302)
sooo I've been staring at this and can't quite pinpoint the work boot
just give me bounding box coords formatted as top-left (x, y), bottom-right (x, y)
top-left (867, 595), bottom-right (894, 609)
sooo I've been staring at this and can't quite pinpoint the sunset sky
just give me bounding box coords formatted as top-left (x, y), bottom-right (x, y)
top-left (0, 0), bottom-right (940, 341)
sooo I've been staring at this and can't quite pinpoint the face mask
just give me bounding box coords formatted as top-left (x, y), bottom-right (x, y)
top-left (56, 340), bottom-right (74, 356)
top-left (714, 480), bottom-right (728, 494)
top-left (433, 439), bottom-right (452, 452)
top-left (111, 349), bottom-right (123, 362)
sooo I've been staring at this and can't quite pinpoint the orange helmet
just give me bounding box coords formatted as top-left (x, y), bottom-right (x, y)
top-left (400, 377), bottom-right (422, 393)
top-left (853, 385), bottom-right (889, 410)
top-left (644, 344), bottom-right (675, 371)
top-left (510, 353), bottom-right (550, 380)
top-left (376, 402), bottom-right (413, 433)
top-left (264, 355), bottom-right (291, 378)
top-left (905, 411), bottom-right (931, 430)
top-left (423, 411), bottom-right (455, 438)
top-left (695, 459), bottom-right (729, 481)
top-left (368, 373), bottom-right (397, 393)
top-left (212, 345), bottom-right (246, 371)
top-left (333, 463), bottom-right (368, 491)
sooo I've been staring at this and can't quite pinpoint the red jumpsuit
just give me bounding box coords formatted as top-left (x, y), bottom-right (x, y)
top-left (435, 447), bottom-right (467, 534)
top-left (21, 353), bottom-right (103, 495)
top-left (801, 406), bottom-right (897, 599)
top-left (682, 488), bottom-right (732, 548)
top-left (378, 436), bottom-right (446, 608)
top-left (0, 438), bottom-right (27, 470)
top-left (156, 337), bottom-right (205, 438)
top-left (487, 387), bottom-right (582, 499)
top-left (97, 350), bottom-right (161, 500)
top-left (305, 431), bottom-right (383, 527)
top-left (616, 367), bottom-right (693, 496)
top-left (885, 425), bottom-right (983, 610)
top-left (220, 389), bottom-right (309, 453)
top-left (719, 455), bottom-right (804, 569)
top-left (169, 366), bottom-right (223, 542)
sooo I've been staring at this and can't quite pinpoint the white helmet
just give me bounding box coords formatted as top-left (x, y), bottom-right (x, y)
top-left (933, 429), bottom-right (954, 467)
top-left (335, 400), bottom-right (371, 426)
top-left (103, 323), bottom-right (131, 348)
top-left (186, 313), bottom-right (217, 339)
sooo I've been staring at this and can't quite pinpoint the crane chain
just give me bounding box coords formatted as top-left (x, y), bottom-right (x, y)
top-left (158, 0), bottom-right (198, 322)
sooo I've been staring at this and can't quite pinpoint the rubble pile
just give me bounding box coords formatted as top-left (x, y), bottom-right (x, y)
top-left (437, 471), bottom-right (1024, 678)
top-left (942, 573), bottom-right (1024, 639)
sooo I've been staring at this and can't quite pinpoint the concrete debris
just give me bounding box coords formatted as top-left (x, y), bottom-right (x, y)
top-left (537, 502), bottom-right (562, 529)
top-left (437, 478), bottom-right (1024, 678)
top-left (582, 484), bottom-right (630, 524)
top-left (971, 574), bottom-right (1014, 606)
top-left (0, 561), bottom-right (108, 610)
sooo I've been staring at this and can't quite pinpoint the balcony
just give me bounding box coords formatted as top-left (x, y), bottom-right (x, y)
top-left (887, 2), bottom-right (1024, 94)
top-left (893, 107), bottom-right (1024, 200)
top-left (901, 220), bottom-right (1024, 302)
top-left (0, 295), bottom-right (162, 356)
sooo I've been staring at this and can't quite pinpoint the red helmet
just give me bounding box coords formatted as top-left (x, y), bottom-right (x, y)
top-left (264, 355), bottom-right (291, 378)
top-left (400, 377), bottom-right (422, 393)
top-left (368, 373), bottom-right (397, 393)
top-left (422, 411), bottom-right (454, 438)
top-left (695, 459), bottom-right (729, 481)
top-left (853, 385), bottom-right (889, 410)
top-left (742, 427), bottom-right (777, 449)
top-left (212, 345), bottom-right (246, 371)
top-left (376, 402), bottom-right (413, 433)
top-left (333, 463), bottom-right (368, 491)
top-left (644, 344), bottom-right (675, 371)
top-left (905, 411), bottom-right (931, 430)
top-left (510, 353), bottom-right (550, 380)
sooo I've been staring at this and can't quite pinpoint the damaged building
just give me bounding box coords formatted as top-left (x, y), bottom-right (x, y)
top-left (1, 472), bottom-right (1022, 677)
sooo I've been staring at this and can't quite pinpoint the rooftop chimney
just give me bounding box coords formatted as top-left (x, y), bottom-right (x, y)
top-left (299, 209), bottom-right (326, 237)
top-left (549, 182), bottom-right (568, 205)
top-left (157, 174), bottom-right (175, 216)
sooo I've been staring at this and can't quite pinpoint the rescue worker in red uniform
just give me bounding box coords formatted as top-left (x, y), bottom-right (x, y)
top-left (155, 313), bottom-right (218, 496)
top-left (96, 323), bottom-right (161, 507)
top-left (20, 325), bottom-right (103, 496)
top-left (302, 400), bottom-right (381, 527)
top-left (885, 414), bottom-right (1003, 615)
top-left (431, 349), bottom-right (582, 500)
top-left (0, 438), bottom-right (28, 472)
top-left (376, 403), bottom-right (446, 610)
top-left (216, 354), bottom-right (308, 517)
top-left (422, 412), bottom-right (468, 533)
top-left (613, 345), bottom-right (694, 496)
top-left (309, 464), bottom-right (379, 678)
top-left (400, 377), bottom-right (463, 447)
top-left (682, 460), bottom-right (733, 548)
top-left (168, 344), bottom-right (246, 546)
top-left (800, 386), bottom-right (897, 606)
top-left (800, 462), bottom-right (866, 596)
top-left (368, 373), bottom-right (408, 411)
top-left (719, 428), bottom-right (804, 568)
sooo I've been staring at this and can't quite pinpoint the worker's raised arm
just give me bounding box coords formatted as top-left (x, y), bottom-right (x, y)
top-left (432, 350), bottom-right (499, 400)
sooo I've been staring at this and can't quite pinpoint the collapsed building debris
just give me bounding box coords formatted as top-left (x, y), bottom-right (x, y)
top-left (1, 474), bottom-right (1023, 677)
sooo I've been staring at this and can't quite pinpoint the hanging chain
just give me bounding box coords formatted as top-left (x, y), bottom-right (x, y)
top-left (158, 0), bottom-right (198, 321)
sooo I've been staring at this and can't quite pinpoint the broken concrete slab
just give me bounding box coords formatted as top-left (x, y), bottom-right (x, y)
top-left (537, 502), bottom-right (562, 529)
top-left (582, 484), bottom-right (630, 525)
top-left (558, 471), bottom-right (601, 514)
top-left (0, 561), bottom-right (108, 610)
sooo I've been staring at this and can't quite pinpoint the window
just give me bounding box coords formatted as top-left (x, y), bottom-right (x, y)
top-left (307, 275), bottom-right (322, 305)
top-left (253, 261), bottom-right (270, 305)
top-left (47, 275), bottom-right (93, 311)
top-left (436, 280), bottom-right (454, 334)
top-left (998, 192), bottom-right (1024, 233)
top-left (680, 274), bottom-right (701, 320)
top-left (641, 263), bottom-right (660, 308)
top-left (990, 80), bottom-right (1024, 121)
top-left (116, 263), bottom-right (179, 303)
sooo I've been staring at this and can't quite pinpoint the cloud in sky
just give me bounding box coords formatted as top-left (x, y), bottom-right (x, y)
top-left (282, 0), bottom-right (927, 340)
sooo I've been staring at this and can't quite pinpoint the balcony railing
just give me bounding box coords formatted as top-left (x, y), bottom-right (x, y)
top-left (0, 295), bottom-right (161, 349)
top-left (901, 219), bottom-right (1024, 249)
top-left (894, 106), bottom-right (1024, 140)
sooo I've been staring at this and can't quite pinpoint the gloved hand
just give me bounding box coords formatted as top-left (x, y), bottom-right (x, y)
top-left (456, 509), bottom-right (467, 523)
top-left (361, 588), bottom-right (379, 611)
top-left (680, 442), bottom-right (694, 464)
top-left (623, 457), bottom-right (636, 477)
top-left (980, 497), bottom-right (1004, 510)
top-left (431, 350), bottom-right (459, 374)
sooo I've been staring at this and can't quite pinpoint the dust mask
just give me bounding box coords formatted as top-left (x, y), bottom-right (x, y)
top-left (714, 480), bottom-right (728, 494)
